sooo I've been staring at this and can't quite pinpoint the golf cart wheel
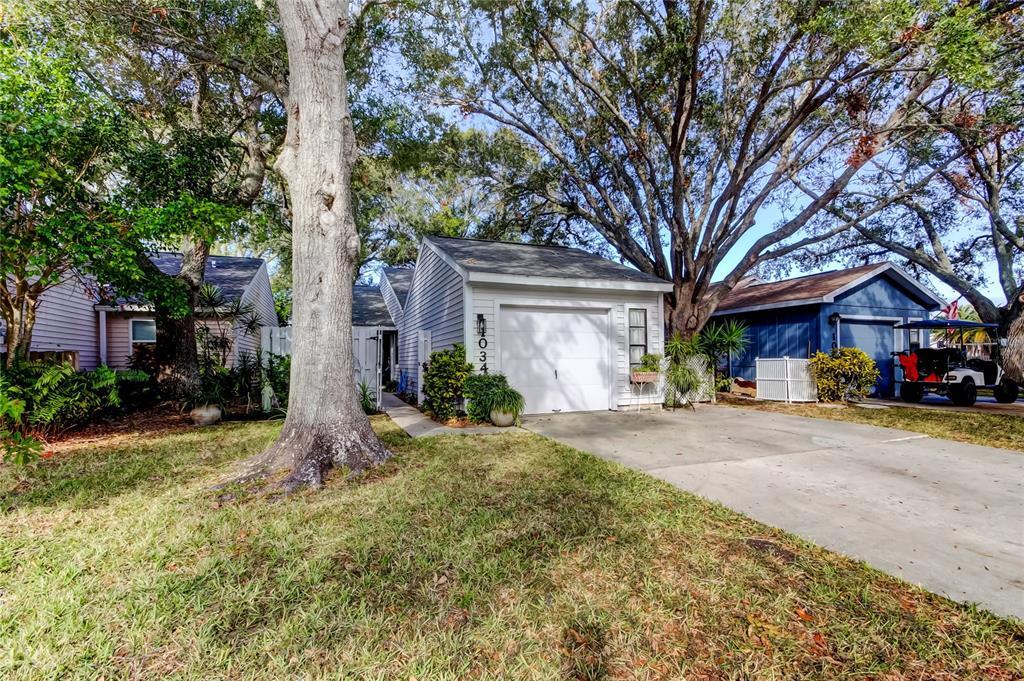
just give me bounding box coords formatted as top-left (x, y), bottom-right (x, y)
top-left (994, 379), bottom-right (1019, 404)
top-left (900, 383), bottom-right (924, 403)
top-left (950, 377), bottom-right (977, 407)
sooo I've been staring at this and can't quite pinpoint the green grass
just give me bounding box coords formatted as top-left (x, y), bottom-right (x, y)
top-left (718, 396), bottom-right (1024, 451)
top-left (1, 418), bottom-right (1021, 679)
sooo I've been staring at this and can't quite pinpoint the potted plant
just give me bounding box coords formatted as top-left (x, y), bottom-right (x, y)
top-left (488, 384), bottom-right (525, 427)
top-left (631, 353), bottom-right (662, 385)
top-left (190, 369), bottom-right (226, 426)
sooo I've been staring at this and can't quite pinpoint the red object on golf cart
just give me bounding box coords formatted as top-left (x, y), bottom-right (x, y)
top-left (892, 319), bottom-right (1018, 406)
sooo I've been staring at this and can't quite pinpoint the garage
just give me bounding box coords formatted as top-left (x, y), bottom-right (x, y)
top-left (839, 319), bottom-right (896, 397)
top-left (499, 306), bottom-right (612, 413)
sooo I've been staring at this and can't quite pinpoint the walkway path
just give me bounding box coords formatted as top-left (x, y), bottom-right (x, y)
top-left (380, 393), bottom-right (514, 438)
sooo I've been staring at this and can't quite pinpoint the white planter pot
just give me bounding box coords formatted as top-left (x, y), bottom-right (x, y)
top-left (190, 405), bottom-right (223, 426)
top-left (489, 409), bottom-right (515, 427)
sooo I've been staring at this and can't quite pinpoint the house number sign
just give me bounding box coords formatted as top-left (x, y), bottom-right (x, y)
top-left (476, 313), bottom-right (489, 374)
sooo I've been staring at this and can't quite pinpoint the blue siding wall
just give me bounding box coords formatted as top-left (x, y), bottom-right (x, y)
top-left (716, 271), bottom-right (938, 397)
top-left (721, 306), bottom-right (820, 381)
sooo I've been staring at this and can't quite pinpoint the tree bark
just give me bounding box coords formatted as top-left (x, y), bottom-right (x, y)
top-left (1, 276), bottom-right (47, 367)
top-left (998, 291), bottom-right (1023, 384)
top-left (239, 0), bottom-right (389, 490)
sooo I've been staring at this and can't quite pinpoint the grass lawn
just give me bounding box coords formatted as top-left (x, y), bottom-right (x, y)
top-left (718, 395), bottom-right (1024, 452)
top-left (1, 418), bottom-right (1021, 679)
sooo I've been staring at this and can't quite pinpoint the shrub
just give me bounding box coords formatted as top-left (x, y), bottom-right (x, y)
top-left (464, 373), bottom-right (510, 423)
top-left (421, 344), bottom-right (472, 422)
top-left (2, 361), bottom-right (149, 438)
top-left (809, 348), bottom-right (880, 402)
top-left (637, 353), bottom-right (662, 372)
top-left (262, 354), bottom-right (291, 408)
top-left (358, 381), bottom-right (376, 415)
top-left (0, 378), bottom-right (43, 465)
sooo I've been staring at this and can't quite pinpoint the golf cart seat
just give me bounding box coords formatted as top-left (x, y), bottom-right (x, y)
top-left (912, 347), bottom-right (962, 379)
top-left (966, 358), bottom-right (998, 385)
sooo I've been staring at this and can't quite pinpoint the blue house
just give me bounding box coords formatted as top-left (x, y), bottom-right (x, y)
top-left (713, 263), bottom-right (945, 398)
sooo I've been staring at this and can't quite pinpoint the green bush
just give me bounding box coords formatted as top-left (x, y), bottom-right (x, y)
top-left (262, 354), bottom-right (291, 408)
top-left (809, 348), bottom-right (880, 402)
top-left (358, 381), bottom-right (376, 415)
top-left (0, 377), bottom-right (43, 465)
top-left (464, 373), bottom-right (510, 423)
top-left (638, 353), bottom-right (662, 372)
top-left (421, 344), bottom-right (472, 422)
top-left (2, 361), bottom-right (149, 438)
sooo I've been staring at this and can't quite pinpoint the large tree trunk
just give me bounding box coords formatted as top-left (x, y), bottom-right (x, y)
top-left (239, 0), bottom-right (389, 490)
top-left (999, 291), bottom-right (1024, 384)
top-left (665, 280), bottom-right (719, 339)
top-left (138, 238), bottom-right (209, 400)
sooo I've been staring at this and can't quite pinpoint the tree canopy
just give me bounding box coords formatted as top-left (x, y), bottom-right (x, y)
top-left (429, 0), bottom-right (1020, 334)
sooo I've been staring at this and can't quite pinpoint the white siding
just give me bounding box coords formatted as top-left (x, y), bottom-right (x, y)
top-left (379, 274), bottom-right (404, 327)
top-left (105, 313), bottom-right (137, 369)
top-left (467, 285), bottom-right (664, 409)
top-left (397, 245), bottom-right (465, 396)
top-left (1, 277), bottom-right (102, 369)
top-left (233, 262), bottom-right (276, 366)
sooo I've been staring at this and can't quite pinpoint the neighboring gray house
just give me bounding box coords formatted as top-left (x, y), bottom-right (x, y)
top-left (351, 285), bottom-right (397, 390)
top-left (357, 236), bottom-right (673, 414)
top-left (1, 253), bottom-right (276, 370)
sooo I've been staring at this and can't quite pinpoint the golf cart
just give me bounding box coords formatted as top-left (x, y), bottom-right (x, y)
top-left (892, 319), bottom-right (1018, 407)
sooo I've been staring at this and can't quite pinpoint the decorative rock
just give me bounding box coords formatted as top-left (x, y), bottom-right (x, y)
top-left (190, 405), bottom-right (223, 426)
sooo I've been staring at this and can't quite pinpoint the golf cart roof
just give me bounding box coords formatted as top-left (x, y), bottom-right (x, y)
top-left (896, 319), bottom-right (998, 330)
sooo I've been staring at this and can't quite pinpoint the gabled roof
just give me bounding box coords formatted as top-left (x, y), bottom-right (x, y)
top-left (352, 286), bottom-right (396, 327)
top-left (382, 266), bottom-right (415, 306)
top-left (150, 253), bottom-right (265, 302)
top-left (714, 262), bottom-right (944, 315)
top-left (424, 236), bottom-right (672, 290)
top-left (99, 252), bottom-right (266, 310)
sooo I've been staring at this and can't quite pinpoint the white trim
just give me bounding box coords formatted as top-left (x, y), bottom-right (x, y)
top-left (421, 238), bottom-right (470, 281)
top-left (98, 310), bottom-right (108, 366)
top-left (129, 317), bottom-right (157, 344)
top-left (466, 271), bottom-right (673, 292)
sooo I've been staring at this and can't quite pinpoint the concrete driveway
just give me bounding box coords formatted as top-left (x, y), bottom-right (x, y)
top-left (522, 405), bottom-right (1024, 619)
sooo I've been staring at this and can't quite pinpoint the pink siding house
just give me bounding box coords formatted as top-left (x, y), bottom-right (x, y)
top-left (1, 254), bottom-right (277, 370)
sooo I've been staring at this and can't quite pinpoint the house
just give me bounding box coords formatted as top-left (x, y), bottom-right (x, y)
top-left (713, 263), bottom-right (944, 398)
top-left (351, 285), bottom-right (397, 390)
top-left (355, 236), bottom-right (673, 414)
top-left (1, 253), bottom-right (276, 370)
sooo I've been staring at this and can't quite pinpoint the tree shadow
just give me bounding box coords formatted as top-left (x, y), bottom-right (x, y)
top-left (0, 421), bottom-right (279, 511)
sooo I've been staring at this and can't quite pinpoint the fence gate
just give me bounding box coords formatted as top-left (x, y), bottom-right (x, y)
top-left (755, 357), bottom-right (817, 402)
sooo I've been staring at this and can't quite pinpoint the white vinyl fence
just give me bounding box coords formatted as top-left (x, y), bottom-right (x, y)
top-left (755, 357), bottom-right (817, 402)
top-left (261, 326), bottom-right (292, 360)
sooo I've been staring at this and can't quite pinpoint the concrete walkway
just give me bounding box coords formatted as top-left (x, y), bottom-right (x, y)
top-left (380, 393), bottom-right (515, 438)
top-left (523, 405), bottom-right (1024, 619)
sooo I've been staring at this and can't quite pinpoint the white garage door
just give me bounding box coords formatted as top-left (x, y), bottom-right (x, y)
top-left (499, 306), bottom-right (611, 414)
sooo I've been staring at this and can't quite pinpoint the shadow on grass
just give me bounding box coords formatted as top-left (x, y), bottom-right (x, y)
top-left (139, 432), bottom-right (645, 676)
top-left (0, 421), bottom-right (280, 511)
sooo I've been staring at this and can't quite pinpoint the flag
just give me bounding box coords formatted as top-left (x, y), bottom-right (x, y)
top-left (941, 298), bottom-right (959, 320)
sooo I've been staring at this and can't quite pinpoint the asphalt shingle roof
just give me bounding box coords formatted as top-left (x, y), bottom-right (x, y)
top-left (715, 263), bottom-right (883, 312)
top-left (382, 267), bottom-right (415, 306)
top-left (352, 286), bottom-right (395, 326)
top-left (150, 253), bottom-right (265, 302)
top-left (426, 236), bottom-right (668, 285)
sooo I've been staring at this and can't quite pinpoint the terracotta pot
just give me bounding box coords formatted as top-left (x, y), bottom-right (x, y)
top-left (190, 405), bottom-right (223, 426)
top-left (489, 409), bottom-right (516, 427)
